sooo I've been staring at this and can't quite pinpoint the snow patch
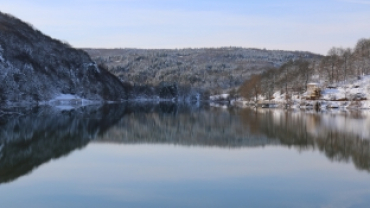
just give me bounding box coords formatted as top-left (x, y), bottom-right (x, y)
top-left (45, 94), bottom-right (99, 110)
top-left (210, 94), bottom-right (229, 101)
top-left (53, 94), bottom-right (79, 100)
top-left (324, 76), bottom-right (370, 100)
top-left (244, 75), bottom-right (370, 110)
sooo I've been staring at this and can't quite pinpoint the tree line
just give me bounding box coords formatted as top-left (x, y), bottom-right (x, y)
top-left (238, 38), bottom-right (370, 101)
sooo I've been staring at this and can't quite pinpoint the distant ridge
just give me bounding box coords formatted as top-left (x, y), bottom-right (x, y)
top-left (85, 48), bottom-right (322, 92)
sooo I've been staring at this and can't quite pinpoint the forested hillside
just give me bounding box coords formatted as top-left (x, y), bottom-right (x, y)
top-left (85, 48), bottom-right (321, 93)
top-left (0, 11), bottom-right (127, 104)
top-left (239, 38), bottom-right (370, 102)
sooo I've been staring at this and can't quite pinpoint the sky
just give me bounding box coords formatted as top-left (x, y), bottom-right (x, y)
top-left (1, 0), bottom-right (370, 55)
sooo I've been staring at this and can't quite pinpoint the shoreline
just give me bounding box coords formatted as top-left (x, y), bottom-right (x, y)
top-left (210, 99), bottom-right (370, 111)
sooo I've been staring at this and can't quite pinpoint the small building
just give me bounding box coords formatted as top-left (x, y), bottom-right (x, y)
top-left (306, 83), bottom-right (320, 100)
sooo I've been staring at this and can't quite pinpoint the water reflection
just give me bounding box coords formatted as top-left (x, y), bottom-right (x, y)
top-left (0, 103), bottom-right (369, 185)
top-left (239, 109), bottom-right (370, 172)
top-left (0, 105), bottom-right (127, 184)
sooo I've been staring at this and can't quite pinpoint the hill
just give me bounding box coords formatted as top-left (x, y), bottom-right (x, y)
top-left (238, 37), bottom-right (370, 109)
top-left (0, 11), bottom-right (127, 105)
top-left (84, 48), bottom-right (322, 93)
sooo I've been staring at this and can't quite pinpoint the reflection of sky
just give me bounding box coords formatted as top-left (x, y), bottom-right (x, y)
top-left (1, 144), bottom-right (370, 208)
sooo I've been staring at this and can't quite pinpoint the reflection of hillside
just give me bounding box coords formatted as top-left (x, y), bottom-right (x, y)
top-left (1, 104), bottom-right (369, 185)
top-left (96, 105), bottom-right (370, 173)
top-left (96, 106), bottom-right (278, 147)
top-left (0, 105), bottom-right (126, 184)
top-left (239, 109), bottom-right (370, 172)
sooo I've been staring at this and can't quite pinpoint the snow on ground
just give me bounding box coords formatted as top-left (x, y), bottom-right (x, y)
top-left (44, 94), bottom-right (99, 110)
top-left (48, 94), bottom-right (82, 106)
top-left (236, 75), bottom-right (370, 110)
top-left (322, 76), bottom-right (370, 101)
top-left (319, 75), bottom-right (370, 108)
top-left (210, 94), bottom-right (229, 101)
top-left (53, 94), bottom-right (80, 100)
top-left (321, 88), bottom-right (344, 101)
top-left (272, 91), bottom-right (284, 103)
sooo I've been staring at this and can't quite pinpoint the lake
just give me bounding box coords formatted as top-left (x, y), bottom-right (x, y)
top-left (0, 103), bottom-right (370, 208)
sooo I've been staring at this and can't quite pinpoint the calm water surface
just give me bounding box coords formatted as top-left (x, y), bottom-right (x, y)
top-left (0, 103), bottom-right (370, 208)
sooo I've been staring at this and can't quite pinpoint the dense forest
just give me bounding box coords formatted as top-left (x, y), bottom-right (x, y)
top-left (0, 11), bottom-right (211, 104)
top-left (85, 48), bottom-right (320, 94)
top-left (239, 38), bottom-right (370, 102)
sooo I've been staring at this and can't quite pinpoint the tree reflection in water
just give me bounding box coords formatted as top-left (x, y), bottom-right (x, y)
top-left (239, 108), bottom-right (370, 172)
top-left (0, 104), bottom-right (369, 185)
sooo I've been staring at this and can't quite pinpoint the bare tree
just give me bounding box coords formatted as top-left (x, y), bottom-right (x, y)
top-left (327, 47), bottom-right (340, 83)
top-left (338, 48), bottom-right (352, 83)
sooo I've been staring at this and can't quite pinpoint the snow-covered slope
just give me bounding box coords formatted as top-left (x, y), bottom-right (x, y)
top-left (0, 11), bottom-right (127, 105)
top-left (321, 76), bottom-right (370, 101)
top-left (236, 75), bottom-right (370, 109)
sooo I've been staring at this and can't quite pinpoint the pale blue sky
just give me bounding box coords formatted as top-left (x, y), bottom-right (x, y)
top-left (1, 0), bottom-right (370, 54)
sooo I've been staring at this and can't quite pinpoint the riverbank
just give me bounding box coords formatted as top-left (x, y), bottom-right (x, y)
top-left (212, 75), bottom-right (370, 110)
